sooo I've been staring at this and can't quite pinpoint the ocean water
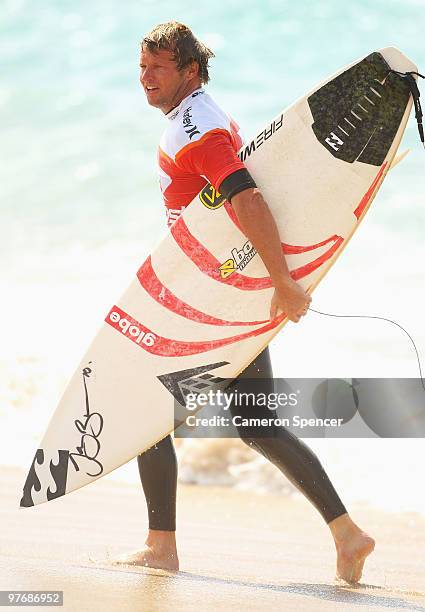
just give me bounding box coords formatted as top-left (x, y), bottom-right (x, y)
top-left (1, 0), bottom-right (425, 515)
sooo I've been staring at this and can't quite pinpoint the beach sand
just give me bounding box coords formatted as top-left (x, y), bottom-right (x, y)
top-left (1, 465), bottom-right (424, 611)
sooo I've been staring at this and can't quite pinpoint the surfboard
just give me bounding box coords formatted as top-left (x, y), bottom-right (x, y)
top-left (21, 47), bottom-right (417, 507)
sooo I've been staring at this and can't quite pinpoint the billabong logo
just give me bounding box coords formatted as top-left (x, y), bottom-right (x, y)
top-left (106, 306), bottom-right (157, 348)
top-left (219, 240), bottom-right (257, 278)
top-left (200, 183), bottom-right (225, 209)
top-left (20, 449), bottom-right (69, 507)
top-left (325, 131), bottom-right (344, 151)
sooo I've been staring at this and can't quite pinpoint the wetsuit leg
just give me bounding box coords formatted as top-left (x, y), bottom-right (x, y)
top-left (136, 347), bottom-right (346, 529)
top-left (230, 347), bottom-right (347, 524)
top-left (137, 435), bottom-right (177, 531)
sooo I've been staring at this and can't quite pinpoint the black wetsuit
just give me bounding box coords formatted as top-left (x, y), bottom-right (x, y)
top-left (137, 346), bottom-right (347, 531)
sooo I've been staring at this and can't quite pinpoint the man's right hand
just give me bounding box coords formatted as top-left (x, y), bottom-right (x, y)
top-left (230, 188), bottom-right (312, 323)
top-left (269, 278), bottom-right (311, 323)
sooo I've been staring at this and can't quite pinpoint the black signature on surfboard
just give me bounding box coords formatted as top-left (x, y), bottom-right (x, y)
top-left (69, 363), bottom-right (104, 477)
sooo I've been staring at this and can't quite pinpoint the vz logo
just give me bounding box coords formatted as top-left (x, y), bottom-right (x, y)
top-left (199, 183), bottom-right (226, 209)
top-left (325, 131), bottom-right (344, 151)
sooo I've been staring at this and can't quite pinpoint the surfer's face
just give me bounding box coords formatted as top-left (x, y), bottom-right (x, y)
top-left (140, 46), bottom-right (200, 114)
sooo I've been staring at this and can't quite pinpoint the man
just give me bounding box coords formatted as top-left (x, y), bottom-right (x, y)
top-left (116, 22), bottom-right (375, 583)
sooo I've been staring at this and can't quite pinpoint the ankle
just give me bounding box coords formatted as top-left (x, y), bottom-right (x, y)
top-left (145, 529), bottom-right (177, 550)
top-left (328, 513), bottom-right (360, 542)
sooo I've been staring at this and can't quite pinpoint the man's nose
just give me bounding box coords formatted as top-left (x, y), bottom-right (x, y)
top-left (140, 66), bottom-right (151, 84)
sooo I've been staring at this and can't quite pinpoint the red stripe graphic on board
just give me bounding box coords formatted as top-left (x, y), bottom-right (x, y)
top-left (282, 236), bottom-right (342, 255)
top-left (105, 305), bottom-right (285, 357)
top-left (170, 217), bottom-right (273, 290)
top-left (137, 257), bottom-right (268, 326)
top-left (171, 217), bottom-right (343, 287)
top-left (290, 235), bottom-right (344, 280)
top-left (353, 162), bottom-right (387, 219)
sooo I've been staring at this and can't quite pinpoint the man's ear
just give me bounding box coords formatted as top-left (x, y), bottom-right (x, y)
top-left (187, 59), bottom-right (200, 80)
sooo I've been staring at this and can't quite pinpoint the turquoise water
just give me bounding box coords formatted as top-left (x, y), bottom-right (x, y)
top-left (2, 0), bottom-right (424, 253)
top-left (1, 0), bottom-right (425, 512)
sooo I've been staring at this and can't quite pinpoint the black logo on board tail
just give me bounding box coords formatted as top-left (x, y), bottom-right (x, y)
top-left (20, 449), bottom-right (69, 508)
top-left (308, 52), bottom-right (411, 166)
top-left (157, 361), bottom-right (229, 407)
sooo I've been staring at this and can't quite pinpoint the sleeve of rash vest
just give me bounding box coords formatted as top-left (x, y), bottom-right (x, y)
top-left (174, 129), bottom-right (257, 200)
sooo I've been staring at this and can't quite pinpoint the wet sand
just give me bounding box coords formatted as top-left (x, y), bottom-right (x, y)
top-left (1, 465), bottom-right (425, 611)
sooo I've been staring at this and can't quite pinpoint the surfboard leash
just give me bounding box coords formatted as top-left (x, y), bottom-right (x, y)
top-left (307, 307), bottom-right (425, 393)
top-left (389, 69), bottom-right (425, 148)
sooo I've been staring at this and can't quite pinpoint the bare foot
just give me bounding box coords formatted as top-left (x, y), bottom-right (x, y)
top-left (335, 531), bottom-right (375, 584)
top-left (114, 545), bottom-right (179, 571)
top-left (113, 530), bottom-right (179, 571)
top-left (329, 514), bottom-right (375, 584)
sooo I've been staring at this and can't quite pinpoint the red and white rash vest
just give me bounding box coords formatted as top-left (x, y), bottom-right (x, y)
top-left (158, 87), bottom-right (247, 227)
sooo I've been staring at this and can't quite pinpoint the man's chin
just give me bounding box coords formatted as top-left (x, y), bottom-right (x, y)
top-left (146, 96), bottom-right (160, 107)
top-left (145, 96), bottom-right (166, 111)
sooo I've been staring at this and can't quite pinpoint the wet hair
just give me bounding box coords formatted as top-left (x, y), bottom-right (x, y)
top-left (141, 21), bottom-right (215, 84)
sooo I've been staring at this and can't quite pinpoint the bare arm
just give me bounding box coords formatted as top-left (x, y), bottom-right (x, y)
top-left (230, 187), bottom-right (311, 322)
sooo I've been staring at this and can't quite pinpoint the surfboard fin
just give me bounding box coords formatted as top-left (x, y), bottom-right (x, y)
top-left (389, 148), bottom-right (410, 170)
